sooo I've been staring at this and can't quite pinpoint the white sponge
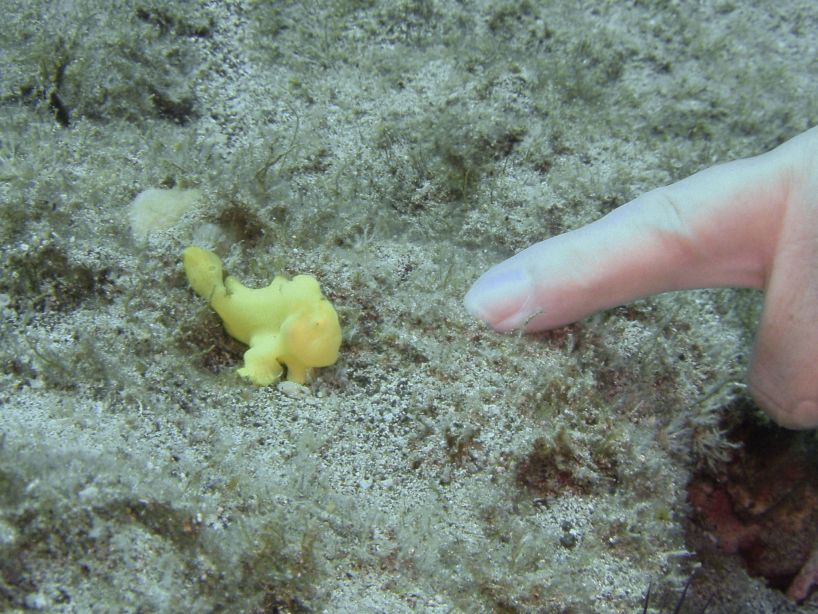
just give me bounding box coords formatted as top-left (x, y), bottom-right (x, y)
top-left (128, 187), bottom-right (201, 241)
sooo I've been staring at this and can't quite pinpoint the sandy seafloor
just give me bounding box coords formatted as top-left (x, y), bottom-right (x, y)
top-left (2, 1), bottom-right (818, 612)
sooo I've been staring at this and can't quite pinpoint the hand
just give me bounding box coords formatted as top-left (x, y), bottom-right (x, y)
top-left (464, 127), bottom-right (818, 429)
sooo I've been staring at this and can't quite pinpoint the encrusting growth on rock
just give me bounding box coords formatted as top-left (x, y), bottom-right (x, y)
top-left (182, 246), bottom-right (342, 385)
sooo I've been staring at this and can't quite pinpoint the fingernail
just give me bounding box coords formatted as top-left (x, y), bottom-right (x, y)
top-left (464, 267), bottom-right (531, 327)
